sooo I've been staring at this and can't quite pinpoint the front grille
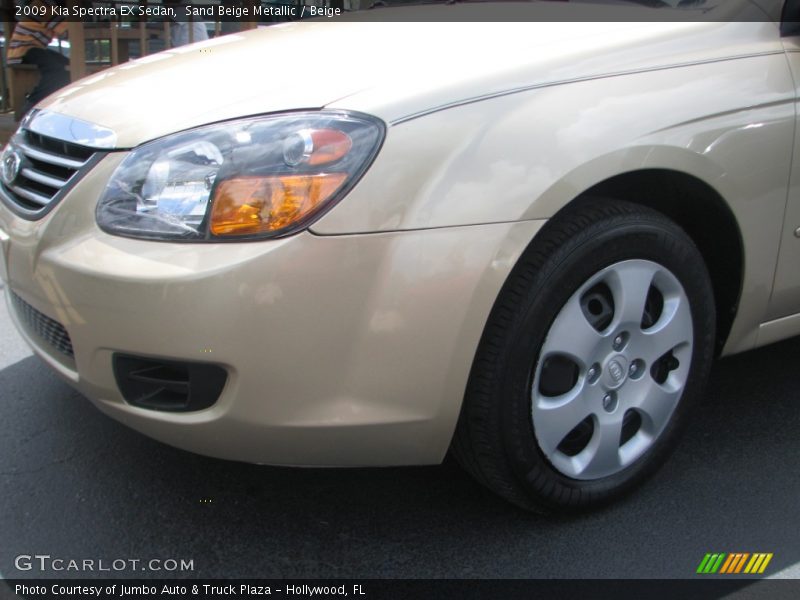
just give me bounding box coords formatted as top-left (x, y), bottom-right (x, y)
top-left (1, 129), bottom-right (96, 216)
top-left (10, 291), bottom-right (74, 358)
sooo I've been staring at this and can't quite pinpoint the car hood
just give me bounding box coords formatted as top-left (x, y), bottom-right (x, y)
top-left (37, 3), bottom-right (776, 148)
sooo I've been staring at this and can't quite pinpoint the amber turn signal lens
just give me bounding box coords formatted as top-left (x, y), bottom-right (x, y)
top-left (209, 173), bottom-right (347, 236)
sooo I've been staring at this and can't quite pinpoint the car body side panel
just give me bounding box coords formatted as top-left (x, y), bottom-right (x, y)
top-left (319, 53), bottom-right (792, 231)
top-left (317, 52), bottom-right (795, 356)
top-left (765, 37), bottom-right (800, 324)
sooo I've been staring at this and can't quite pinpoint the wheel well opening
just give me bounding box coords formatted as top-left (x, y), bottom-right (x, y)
top-left (577, 169), bottom-right (743, 355)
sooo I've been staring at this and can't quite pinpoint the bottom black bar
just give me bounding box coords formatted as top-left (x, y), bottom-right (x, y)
top-left (3, 579), bottom-right (800, 600)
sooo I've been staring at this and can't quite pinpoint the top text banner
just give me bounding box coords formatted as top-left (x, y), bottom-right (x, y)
top-left (4, 0), bottom-right (787, 23)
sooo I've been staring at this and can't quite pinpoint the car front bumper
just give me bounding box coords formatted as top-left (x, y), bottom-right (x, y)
top-left (0, 154), bottom-right (543, 466)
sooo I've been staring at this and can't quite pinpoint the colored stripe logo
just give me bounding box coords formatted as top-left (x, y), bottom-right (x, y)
top-left (696, 553), bottom-right (773, 574)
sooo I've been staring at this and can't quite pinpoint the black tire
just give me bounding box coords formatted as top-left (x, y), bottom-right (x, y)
top-left (453, 198), bottom-right (716, 512)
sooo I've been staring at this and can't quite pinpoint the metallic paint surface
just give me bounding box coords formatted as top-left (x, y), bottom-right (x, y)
top-left (0, 153), bottom-right (542, 464)
top-left (2, 8), bottom-right (799, 464)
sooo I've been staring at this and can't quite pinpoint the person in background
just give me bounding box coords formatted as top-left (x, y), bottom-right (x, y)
top-left (171, 19), bottom-right (209, 47)
top-left (6, 0), bottom-right (70, 117)
top-left (164, 0), bottom-right (209, 47)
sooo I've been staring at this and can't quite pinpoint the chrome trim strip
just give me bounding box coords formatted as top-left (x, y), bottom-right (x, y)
top-left (0, 183), bottom-right (40, 217)
top-left (26, 109), bottom-right (117, 150)
top-left (9, 184), bottom-right (50, 206)
top-left (17, 142), bottom-right (87, 169)
top-left (21, 168), bottom-right (69, 189)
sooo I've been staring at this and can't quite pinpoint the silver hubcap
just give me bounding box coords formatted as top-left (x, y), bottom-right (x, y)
top-left (531, 259), bottom-right (693, 480)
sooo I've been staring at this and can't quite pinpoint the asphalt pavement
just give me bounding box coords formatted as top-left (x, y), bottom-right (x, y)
top-left (1, 279), bottom-right (799, 580)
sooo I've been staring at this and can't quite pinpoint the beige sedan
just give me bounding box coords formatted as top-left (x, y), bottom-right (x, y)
top-left (0, 0), bottom-right (798, 512)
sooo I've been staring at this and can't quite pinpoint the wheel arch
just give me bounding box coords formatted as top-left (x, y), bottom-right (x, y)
top-left (560, 169), bottom-right (744, 356)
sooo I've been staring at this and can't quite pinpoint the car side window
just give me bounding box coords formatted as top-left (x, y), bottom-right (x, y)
top-left (783, 0), bottom-right (800, 36)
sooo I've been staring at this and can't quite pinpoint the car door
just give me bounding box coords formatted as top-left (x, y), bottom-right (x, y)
top-left (767, 0), bottom-right (800, 327)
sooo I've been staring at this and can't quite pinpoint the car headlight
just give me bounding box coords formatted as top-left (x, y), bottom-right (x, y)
top-left (96, 111), bottom-right (384, 240)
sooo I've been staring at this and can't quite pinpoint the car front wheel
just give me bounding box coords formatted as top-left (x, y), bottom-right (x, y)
top-left (453, 199), bottom-right (716, 512)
